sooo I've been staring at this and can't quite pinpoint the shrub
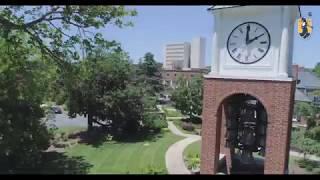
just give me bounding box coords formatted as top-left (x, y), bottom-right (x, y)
top-left (185, 153), bottom-right (200, 170)
top-left (296, 158), bottom-right (318, 171)
top-left (0, 101), bottom-right (53, 172)
top-left (305, 165), bottom-right (313, 172)
top-left (182, 122), bottom-right (195, 131)
top-left (143, 112), bottom-right (168, 132)
top-left (305, 126), bottom-right (320, 142)
top-left (61, 132), bottom-right (69, 142)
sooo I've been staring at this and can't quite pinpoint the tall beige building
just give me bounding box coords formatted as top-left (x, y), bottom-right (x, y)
top-left (190, 37), bottom-right (206, 69)
top-left (163, 42), bottom-right (190, 70)
top-left (163, 37), bottom-right (206, 70)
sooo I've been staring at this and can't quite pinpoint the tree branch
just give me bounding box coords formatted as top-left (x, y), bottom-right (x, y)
top-left (23, 27), bottom-right (67, 68)
top-left (48, 21), bottom-right (72, 38)
top-left (24, 6), bottom-right (61, 28)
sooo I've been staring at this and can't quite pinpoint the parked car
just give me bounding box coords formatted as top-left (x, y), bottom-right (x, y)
top-left (158, 93), bottom-right (171, 104)
top-left (51, 106), bottom-right (62, 114)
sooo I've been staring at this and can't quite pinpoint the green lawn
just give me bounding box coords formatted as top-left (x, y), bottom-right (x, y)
top-left (183, 140), bottom-right (201, 158)
top-left (163, 107), bottom-right (183, 117)
top-left (63, 129), bottom-right (183, 174)
top-left (55, 126), bottom-right (87, 134)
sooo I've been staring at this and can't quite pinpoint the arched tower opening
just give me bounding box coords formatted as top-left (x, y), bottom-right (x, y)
top-left (219, 93), bottom-right (268, 174)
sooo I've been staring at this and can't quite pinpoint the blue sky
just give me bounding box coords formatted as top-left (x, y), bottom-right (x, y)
top-left (102, 6), bottom-right (320, 68)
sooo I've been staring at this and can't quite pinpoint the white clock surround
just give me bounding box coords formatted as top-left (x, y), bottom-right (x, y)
top-left (207, 6), bottom-right (299, 81)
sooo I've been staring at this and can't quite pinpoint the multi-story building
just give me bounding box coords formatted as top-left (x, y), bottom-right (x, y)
top-left (190, 37), bottom-right (206, 69)
top-left (160, 68), bottom-right (210, 88)
top-left (163, 37), bottom-right (206, 70)
top-left (163, 42), bottom-right (190, 70)
top-left (292, 64), bottom-right (320, 126)
top-left (292, 64), bottom-right (320, 104)
top-left (161, 37), bottom-right (208, 89)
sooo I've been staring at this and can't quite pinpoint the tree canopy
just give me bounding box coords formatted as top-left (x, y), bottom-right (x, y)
top-left (137, 52), bottom-right (163, 96)
top-left (171, 75), bottom-right (203, 123)
top-left (0, 6), bottom-right (137, 66)
top-left (0, 33), bottom-right (53, 172)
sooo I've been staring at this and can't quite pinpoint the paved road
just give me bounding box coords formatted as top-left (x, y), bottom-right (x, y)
top-left (47, 112), bottom-right (87, 128)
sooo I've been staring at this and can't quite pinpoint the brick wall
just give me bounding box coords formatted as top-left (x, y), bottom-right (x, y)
top-left (200, 77), bottom-right (296, 174)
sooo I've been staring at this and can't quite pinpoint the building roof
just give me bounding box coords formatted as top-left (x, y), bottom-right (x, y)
top-left (207, 5), bottom-right (242, 11)
top-left (295, 89), bottom-right (312, 102)
top-left (293, 68), bottom-right (320, 89)
top-left (161, 68), bottom-right (209, 73)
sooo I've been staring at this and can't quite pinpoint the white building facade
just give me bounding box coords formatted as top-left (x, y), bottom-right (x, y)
top-left (163, 42), bottom-right (190, 70)
top-left (190, 37), bottom-right (206, 69)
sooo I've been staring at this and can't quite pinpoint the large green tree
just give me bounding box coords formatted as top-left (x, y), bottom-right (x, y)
top-left (0, 34), bottom-right (53, 172)
top-left (294, 102), bottom-right (316, 129)
top-left (137, 52), bottom-right (163, 96)
top-left (171, 75), bottom-right (203, 123)
top-left (0, 6), bottom-right (137, 66)
top-left (313, 62), bottom-right (320, 77)
top-left (0, 6), bottom-right (137, 172)
top-left (66, 50), bottom-right (167, 135)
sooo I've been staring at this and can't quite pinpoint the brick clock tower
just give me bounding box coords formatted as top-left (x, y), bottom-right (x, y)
top-left (200, 6), bottom-right (298, 174)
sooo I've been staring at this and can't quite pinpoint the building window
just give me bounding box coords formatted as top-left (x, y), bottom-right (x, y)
top-left (174, 74), bottom-right (176, 76)
top-left (167, 73), bottom-right (169, 76)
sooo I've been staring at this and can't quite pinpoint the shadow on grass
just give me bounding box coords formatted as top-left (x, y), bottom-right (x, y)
top-left (0, 152), bottom-right (93, 174)
top-left (113, 130), bottom-right (164, 143)
top-left (67, 127), bottom-right (164, 147)
top-left (181, 117), bottom-right (202, 124)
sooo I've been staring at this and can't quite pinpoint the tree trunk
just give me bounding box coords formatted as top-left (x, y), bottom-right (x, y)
top-left (88, 113), bottom-right (93, 132)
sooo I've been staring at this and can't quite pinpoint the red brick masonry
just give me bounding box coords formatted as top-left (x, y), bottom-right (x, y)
top-left (200, 77), bottom-right (296, 174)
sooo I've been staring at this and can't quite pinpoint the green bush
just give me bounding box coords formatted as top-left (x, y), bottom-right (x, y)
top-left (185, 153), bottom-right (200, 170)
top-left (143, 112), bottom-right (168, 132)
top-left (182, 122), bottom-right (195, 131)
top-left (0, 101), bottom-right (53, 172)
top-left (305, 126), bottom-right (320, 142)
top-left (296, 158), bottom-right (318, 171)
top-left (305, 165), bottom-right (313, 172)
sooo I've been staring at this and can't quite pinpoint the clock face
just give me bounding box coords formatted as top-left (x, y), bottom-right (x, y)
top-left (227, 22), bottom-right (271, 64)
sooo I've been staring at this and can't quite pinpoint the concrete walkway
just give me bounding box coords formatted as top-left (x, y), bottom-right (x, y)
top-left (290, 151), bottom-right (320, 161)
top-left (165, 121), bottom-right (201, 174)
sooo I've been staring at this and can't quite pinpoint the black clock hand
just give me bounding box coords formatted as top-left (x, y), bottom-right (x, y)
top-left (246, 24), bottom-right (250, 44)
top-left (247, 33), bottom-right (265, 45)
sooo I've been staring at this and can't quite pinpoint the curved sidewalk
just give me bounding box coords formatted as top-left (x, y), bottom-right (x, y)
top-left (165, 121), bottom-right (201, 174)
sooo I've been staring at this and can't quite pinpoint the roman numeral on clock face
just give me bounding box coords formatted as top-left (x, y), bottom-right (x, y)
top-left (232, 48), bottom-right (237, 53)
top-left (258, 48), bottom-right (264, 53)
top-left (260, 41), bottom-right (267, 44)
